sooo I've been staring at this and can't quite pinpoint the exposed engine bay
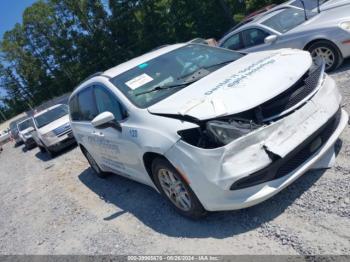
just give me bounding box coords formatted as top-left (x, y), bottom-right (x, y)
top-left (178, 117), bottom-right (262, 148)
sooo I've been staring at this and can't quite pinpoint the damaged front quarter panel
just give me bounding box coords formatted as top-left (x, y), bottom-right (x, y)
top-left (167, 74), bottom-right (343, 192)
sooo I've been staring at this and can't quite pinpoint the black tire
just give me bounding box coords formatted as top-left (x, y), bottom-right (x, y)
top-left (152, 157), bottom-right (207, 219)
top-left (24, 142), bottom-right (32, 150)
top-left (307, 40), bottom-right (343, 72)
top-left (46, 147), bottom-right (55, 158)
top-left (82, 148), bottom-right (108, 178)
top-left (39, 145), bottom-right (46, 153)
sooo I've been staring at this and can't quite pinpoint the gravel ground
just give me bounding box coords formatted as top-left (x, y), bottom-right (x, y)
top-left (0, 61), bottom-right (350, 255)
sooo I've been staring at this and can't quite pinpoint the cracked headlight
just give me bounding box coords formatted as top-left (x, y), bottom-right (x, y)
top-left (340, 21), bottom-right (350, 32)
top-left (206, 120), bottom-right (260, 145)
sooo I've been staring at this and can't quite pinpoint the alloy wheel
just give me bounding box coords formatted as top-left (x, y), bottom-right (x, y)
top-left (311, 47), bottom-right (335, 70)
top-left (158, 168), bottom-right (192, 211)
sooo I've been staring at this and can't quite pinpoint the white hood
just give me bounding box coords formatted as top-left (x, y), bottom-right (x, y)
top-left (20, 127), bottom-right (34, 135)
top-left (38, 114), bottom-right (70, 134)
top-left (148, 49), bottom-right (312, 121)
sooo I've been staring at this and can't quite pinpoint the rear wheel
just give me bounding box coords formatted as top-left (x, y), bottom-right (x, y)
top-left (307, 41), bottom-right (342, 72)
top-left (83, 149), bottom-right (108, 178)
top-left (152, 158), bottom-right (206, 219)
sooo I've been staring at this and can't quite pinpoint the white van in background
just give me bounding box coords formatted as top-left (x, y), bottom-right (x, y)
top-left (32, 104), bottom-right (76, 157)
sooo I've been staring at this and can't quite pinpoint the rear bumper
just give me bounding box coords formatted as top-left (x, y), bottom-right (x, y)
top-left (165, 75), bottom-right (348, 211)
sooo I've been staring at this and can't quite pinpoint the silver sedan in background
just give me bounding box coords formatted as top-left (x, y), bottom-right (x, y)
top-left (218, 0), bottom-right (350, 71)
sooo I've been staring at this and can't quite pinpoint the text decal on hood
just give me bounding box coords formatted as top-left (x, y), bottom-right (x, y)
top-left (205, 53), bottom-right (278, 96)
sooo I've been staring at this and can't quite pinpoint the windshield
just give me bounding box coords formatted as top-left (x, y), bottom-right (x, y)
top-left (110, 44), bottom-right (244, 108)
top-left (18, 119), bottom-right (34, 131)
top-left (290, 0), bottom-right (329, 10)
top-left (262, 8), bottom-right (315, 33)
top-left (34, 105), bottom-right (68, 128)
top-left (10, 122), bottom-right (19, 132)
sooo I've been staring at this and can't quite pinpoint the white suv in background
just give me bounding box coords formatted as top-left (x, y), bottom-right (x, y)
top-left (17, 117), bottom-right (36, 149)
top-left (32, 104), bottom-right (76, 157)
top-left (68, 43), bottom-right (347, 218)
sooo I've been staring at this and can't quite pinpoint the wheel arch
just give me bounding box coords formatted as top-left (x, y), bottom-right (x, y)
top-left (304, 38), bottom-right (343, 58)
top-left (143, 152), bottom-right (166, 184)
top-left (78, 143), bottom-right (87, 155)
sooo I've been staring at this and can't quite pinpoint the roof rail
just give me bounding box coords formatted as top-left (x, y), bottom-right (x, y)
top-left (150, 44), bottom-right (170, 52)
top-left (74, 72), bottom-right (111, 90)
top-left (81, 72), bottom-right (107, 82)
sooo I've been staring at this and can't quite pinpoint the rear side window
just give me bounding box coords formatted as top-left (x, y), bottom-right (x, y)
top-left (70, 87), bottom-right (98, 122)
top-left (69, 95), bottom-right (80, 121)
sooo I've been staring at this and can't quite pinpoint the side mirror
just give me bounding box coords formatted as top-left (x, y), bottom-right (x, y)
top-left (264, 35), bottom-right (278, 44)
top-left (27, 127), bottom-right (35, 133)
top-left (91, 112), bottom-right (121, 131)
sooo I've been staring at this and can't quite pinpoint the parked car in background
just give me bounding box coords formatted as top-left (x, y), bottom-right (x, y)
top-left (17, 118), bottom-right (36, 149)
top-left (68, 43), bottom-right (347, 218)
top-left (0, 129), bottom-right (11, 145)
top-left (9, 116), bottom-right (28, 146)
top-left (32, 104), bottom-right (75, 157)
top-left (218, 0), bottom-right (350, 71)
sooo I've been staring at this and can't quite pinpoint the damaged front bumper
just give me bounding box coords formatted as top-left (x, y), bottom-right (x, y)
top-left (165, 75), bottom-right (348, 211)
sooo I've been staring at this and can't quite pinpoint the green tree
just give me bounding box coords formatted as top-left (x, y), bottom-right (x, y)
top-left (0, 0), bottom-right (286, 117)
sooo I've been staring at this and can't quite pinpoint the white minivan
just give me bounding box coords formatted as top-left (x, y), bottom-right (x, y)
top-left (32, 104), bottom-right (75, 157)
top-left (68, 43), bottom-right (348, 218)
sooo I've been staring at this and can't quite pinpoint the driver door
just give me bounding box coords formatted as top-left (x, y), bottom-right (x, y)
top-left (92, 85), bottom-right (145, 182)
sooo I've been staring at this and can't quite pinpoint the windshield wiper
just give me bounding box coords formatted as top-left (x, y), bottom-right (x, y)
top-left (134, 80), bottom-right (196, 96)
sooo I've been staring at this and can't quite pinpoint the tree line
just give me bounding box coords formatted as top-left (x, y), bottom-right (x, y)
top-left (0, 0), bottom-right (283, 121)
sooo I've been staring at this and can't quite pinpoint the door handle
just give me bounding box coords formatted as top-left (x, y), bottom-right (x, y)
top-left (92, 131), bottom-right (104, 137)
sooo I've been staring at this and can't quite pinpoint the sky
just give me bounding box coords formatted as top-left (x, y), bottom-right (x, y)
top-left (0, 0), bottom-right (37, 41)
top-left (0, 0), bottom-right (37, 99)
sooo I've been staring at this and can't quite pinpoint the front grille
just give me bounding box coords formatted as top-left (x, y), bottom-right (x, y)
top-left (259, 63), bottom-right (323, 120)
top-left (57, 130), bottom-right (72, 137)
top-left (230, 108), bottom-right (341, 190)
top-left (53, 123), bottom-right (71, 137)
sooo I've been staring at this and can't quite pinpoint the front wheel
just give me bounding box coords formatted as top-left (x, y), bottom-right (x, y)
top-left (307, 41), bottom-right (342, 72)
top-left (43, 144), bottom-right (55, 158)
top-left (39, 145), bottom-right (46, 153)
top-left (152, 158), bottom-right (206, 219)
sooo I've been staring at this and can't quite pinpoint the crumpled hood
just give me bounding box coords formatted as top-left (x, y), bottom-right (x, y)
top-left (148, 49), bottom-right (312, 121)
top-left (38, 114), bottom-right (70, 134)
